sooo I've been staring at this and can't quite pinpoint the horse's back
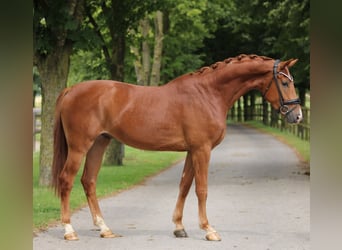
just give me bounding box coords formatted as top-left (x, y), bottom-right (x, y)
top-left (58, 79), bottom-right (225, 152)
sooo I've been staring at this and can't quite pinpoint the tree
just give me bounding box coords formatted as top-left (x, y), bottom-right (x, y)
top-left (85, 0), bottom-right (126, 165)
top-left (201, 0), bottom-right (309, 123)
top-left (265, 0), bottom-right (310, 105)
top-left (161, 0), bottom-right (234, 83)
top-left (84, 0), bottom-right (162, 165)
top-left (150, 11), bottom-right (164, 86)
top-left (130, 10), bottom-right (164, 86)
top-left (34, 0), bottom-right (85, 186)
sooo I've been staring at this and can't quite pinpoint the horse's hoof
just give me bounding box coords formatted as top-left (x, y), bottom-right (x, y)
top-left (174, 229), bottom-right (188, 238)
top-left (205, 230), bottom-right (221, 241)
top-left (100, 230), bottom-right (122, 238)
top-left (64, 232), bottom-right (79, 241)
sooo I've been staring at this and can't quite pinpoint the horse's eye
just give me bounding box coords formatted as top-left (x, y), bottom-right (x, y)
top-left (282, 81), bottom-right (289, 87)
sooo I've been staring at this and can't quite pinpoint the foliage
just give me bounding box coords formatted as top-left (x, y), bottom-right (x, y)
top-left (202, 0), bottom-right (309, 92)
top-left (67, 0), bottom-right (163, 84)
top-left (68, 0), bottom-right (236, 84)
top-left (34, 0), bottom-right (83, 57)
top-left (36, 0), bottom-right (310, 88)
top-left (266, 0), bottom-right (310, 91)
top-left (68, 50), bottom-right (110, 85)
top-left (161, 0), bottom-right (234, 82)
top-left (66, 0), bottom-right (309, 88)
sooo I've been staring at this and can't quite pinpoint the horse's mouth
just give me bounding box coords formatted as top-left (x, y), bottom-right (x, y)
top-left (286, 108), bottom-right (303, 124)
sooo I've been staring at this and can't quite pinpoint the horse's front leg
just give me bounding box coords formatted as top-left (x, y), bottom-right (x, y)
top-left (172, 152), bottom-right (194, 238)
top-left (192, 146), bottom-right (221, 241)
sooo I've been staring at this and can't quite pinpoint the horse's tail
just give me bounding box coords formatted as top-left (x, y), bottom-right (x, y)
top-left (51, 88), bottom-right (70, 197)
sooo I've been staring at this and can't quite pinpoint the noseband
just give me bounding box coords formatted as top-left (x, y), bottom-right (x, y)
top-left (263, 60), bottom-right (301, 116)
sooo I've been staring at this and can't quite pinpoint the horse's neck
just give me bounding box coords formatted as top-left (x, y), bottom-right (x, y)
top-left (221, 77), bottom-right (261, 109)
top-left (168, 57), bottom-right (272, 111)
top-left (212, 62), bottom-right (271, 109)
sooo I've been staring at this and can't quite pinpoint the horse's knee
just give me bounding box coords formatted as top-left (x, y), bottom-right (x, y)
top-left (81, 177), bottom-right (96, 195)
top-left (59, 174), bottom-right (73, 194)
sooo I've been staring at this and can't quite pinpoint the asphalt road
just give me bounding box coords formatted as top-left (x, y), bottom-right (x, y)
top-left (33, 124), bottom-right (310, 250)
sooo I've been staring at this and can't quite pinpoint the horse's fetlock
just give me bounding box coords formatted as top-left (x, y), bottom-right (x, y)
top-left (199, 222), bottom-right (209, 230)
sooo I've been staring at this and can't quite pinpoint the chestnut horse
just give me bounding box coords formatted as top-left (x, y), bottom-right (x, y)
top-left (52, 54), bottom-right (302, 241)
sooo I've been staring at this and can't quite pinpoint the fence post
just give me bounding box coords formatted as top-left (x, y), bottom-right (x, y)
top-left (262, 99), bottom-right (268, 125)
top-left (237, 98), bottom-right (242, 122)
top-left (270, 109), bottom-right (278, 128)
top-left (231, 105), bottom-right (236, 122)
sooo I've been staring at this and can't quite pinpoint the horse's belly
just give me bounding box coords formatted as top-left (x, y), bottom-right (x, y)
top-left (111, 124), bottom-right (187, 151)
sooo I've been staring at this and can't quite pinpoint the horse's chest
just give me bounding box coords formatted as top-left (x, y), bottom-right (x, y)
top-left (185, 120), bottom-right (226, 148)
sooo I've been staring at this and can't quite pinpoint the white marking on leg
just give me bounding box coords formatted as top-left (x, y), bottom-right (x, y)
top-left (95, 215), bottom-right (110, 233)
top-left (64, 223), bottom-right (75, 235)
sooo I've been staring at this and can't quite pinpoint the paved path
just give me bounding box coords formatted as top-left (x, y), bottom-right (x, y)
top-left (33, 124), bottom-right (310, 250)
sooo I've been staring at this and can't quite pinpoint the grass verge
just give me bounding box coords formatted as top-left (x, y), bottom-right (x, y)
top-left (241, 120), bottom-right (310, 164)
top-left (33, 147), bottom-right (185, 231)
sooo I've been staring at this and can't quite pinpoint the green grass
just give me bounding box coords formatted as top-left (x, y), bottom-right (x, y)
top-left (33, 147), bottom-right (185, 230)
top-left (242, 120), bottom-right (310, 163)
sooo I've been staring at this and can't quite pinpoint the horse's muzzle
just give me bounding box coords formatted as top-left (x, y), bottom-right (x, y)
top-left (285, 105), bottom-right (303, 124)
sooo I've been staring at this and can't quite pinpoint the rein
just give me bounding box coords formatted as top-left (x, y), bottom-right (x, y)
top-left (263, 59), bottom-right (301, 116)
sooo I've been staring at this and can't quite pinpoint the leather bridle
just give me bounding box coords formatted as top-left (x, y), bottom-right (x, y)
top-left (263, 59), bottom-right (301, 116)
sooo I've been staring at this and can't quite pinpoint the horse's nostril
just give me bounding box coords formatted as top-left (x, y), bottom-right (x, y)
top-left (297, 114), bottom-right (303, 122)
top-left (296, 109), bottom-right (303, 123)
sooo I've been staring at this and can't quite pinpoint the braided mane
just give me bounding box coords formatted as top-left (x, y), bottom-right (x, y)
top-left (191, 54), bottom-right (272, 75)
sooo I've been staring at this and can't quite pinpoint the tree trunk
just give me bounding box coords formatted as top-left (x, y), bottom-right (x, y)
top-left (131, 11), bottom-right (164, 87)
top-left (150, 11), bottom-right (163, 86)
top-left (271, 108), bottom-right (278, 128)
top-left (103, 139), bottom-right (124, 166)
top-left (103, 34), bottom-right (125, 166)
top-left (131, 45), bottom-right (144, 85)
top-left (34, 0), bottom-right (84, 186)
top-left (237, 98), bottom-right (242, 122)
top-left (141, 17), bottom-right (151, 85)
top-left (131, 17), bottom-right (151, 86)
top-left (243, 94), bottom-right (249, 121)
top-left (230, 104), bottom-right (236, 122)
top-left (250, 91), bottom-right (255, 120)
top-left (36, 46), bottom-right (72, 186)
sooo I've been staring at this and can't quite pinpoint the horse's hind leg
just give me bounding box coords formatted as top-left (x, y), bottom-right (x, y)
top-left (81, 135), bottom-right (121, 238)
top-left (60, 150), bottom-right (84, 240)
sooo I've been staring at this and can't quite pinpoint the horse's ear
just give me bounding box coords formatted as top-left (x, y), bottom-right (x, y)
top-left (280, 58), bottom-right (298, 69)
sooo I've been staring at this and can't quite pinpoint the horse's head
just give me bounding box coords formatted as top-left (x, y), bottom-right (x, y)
top-left (263, 59), bottom-right (303, 124)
